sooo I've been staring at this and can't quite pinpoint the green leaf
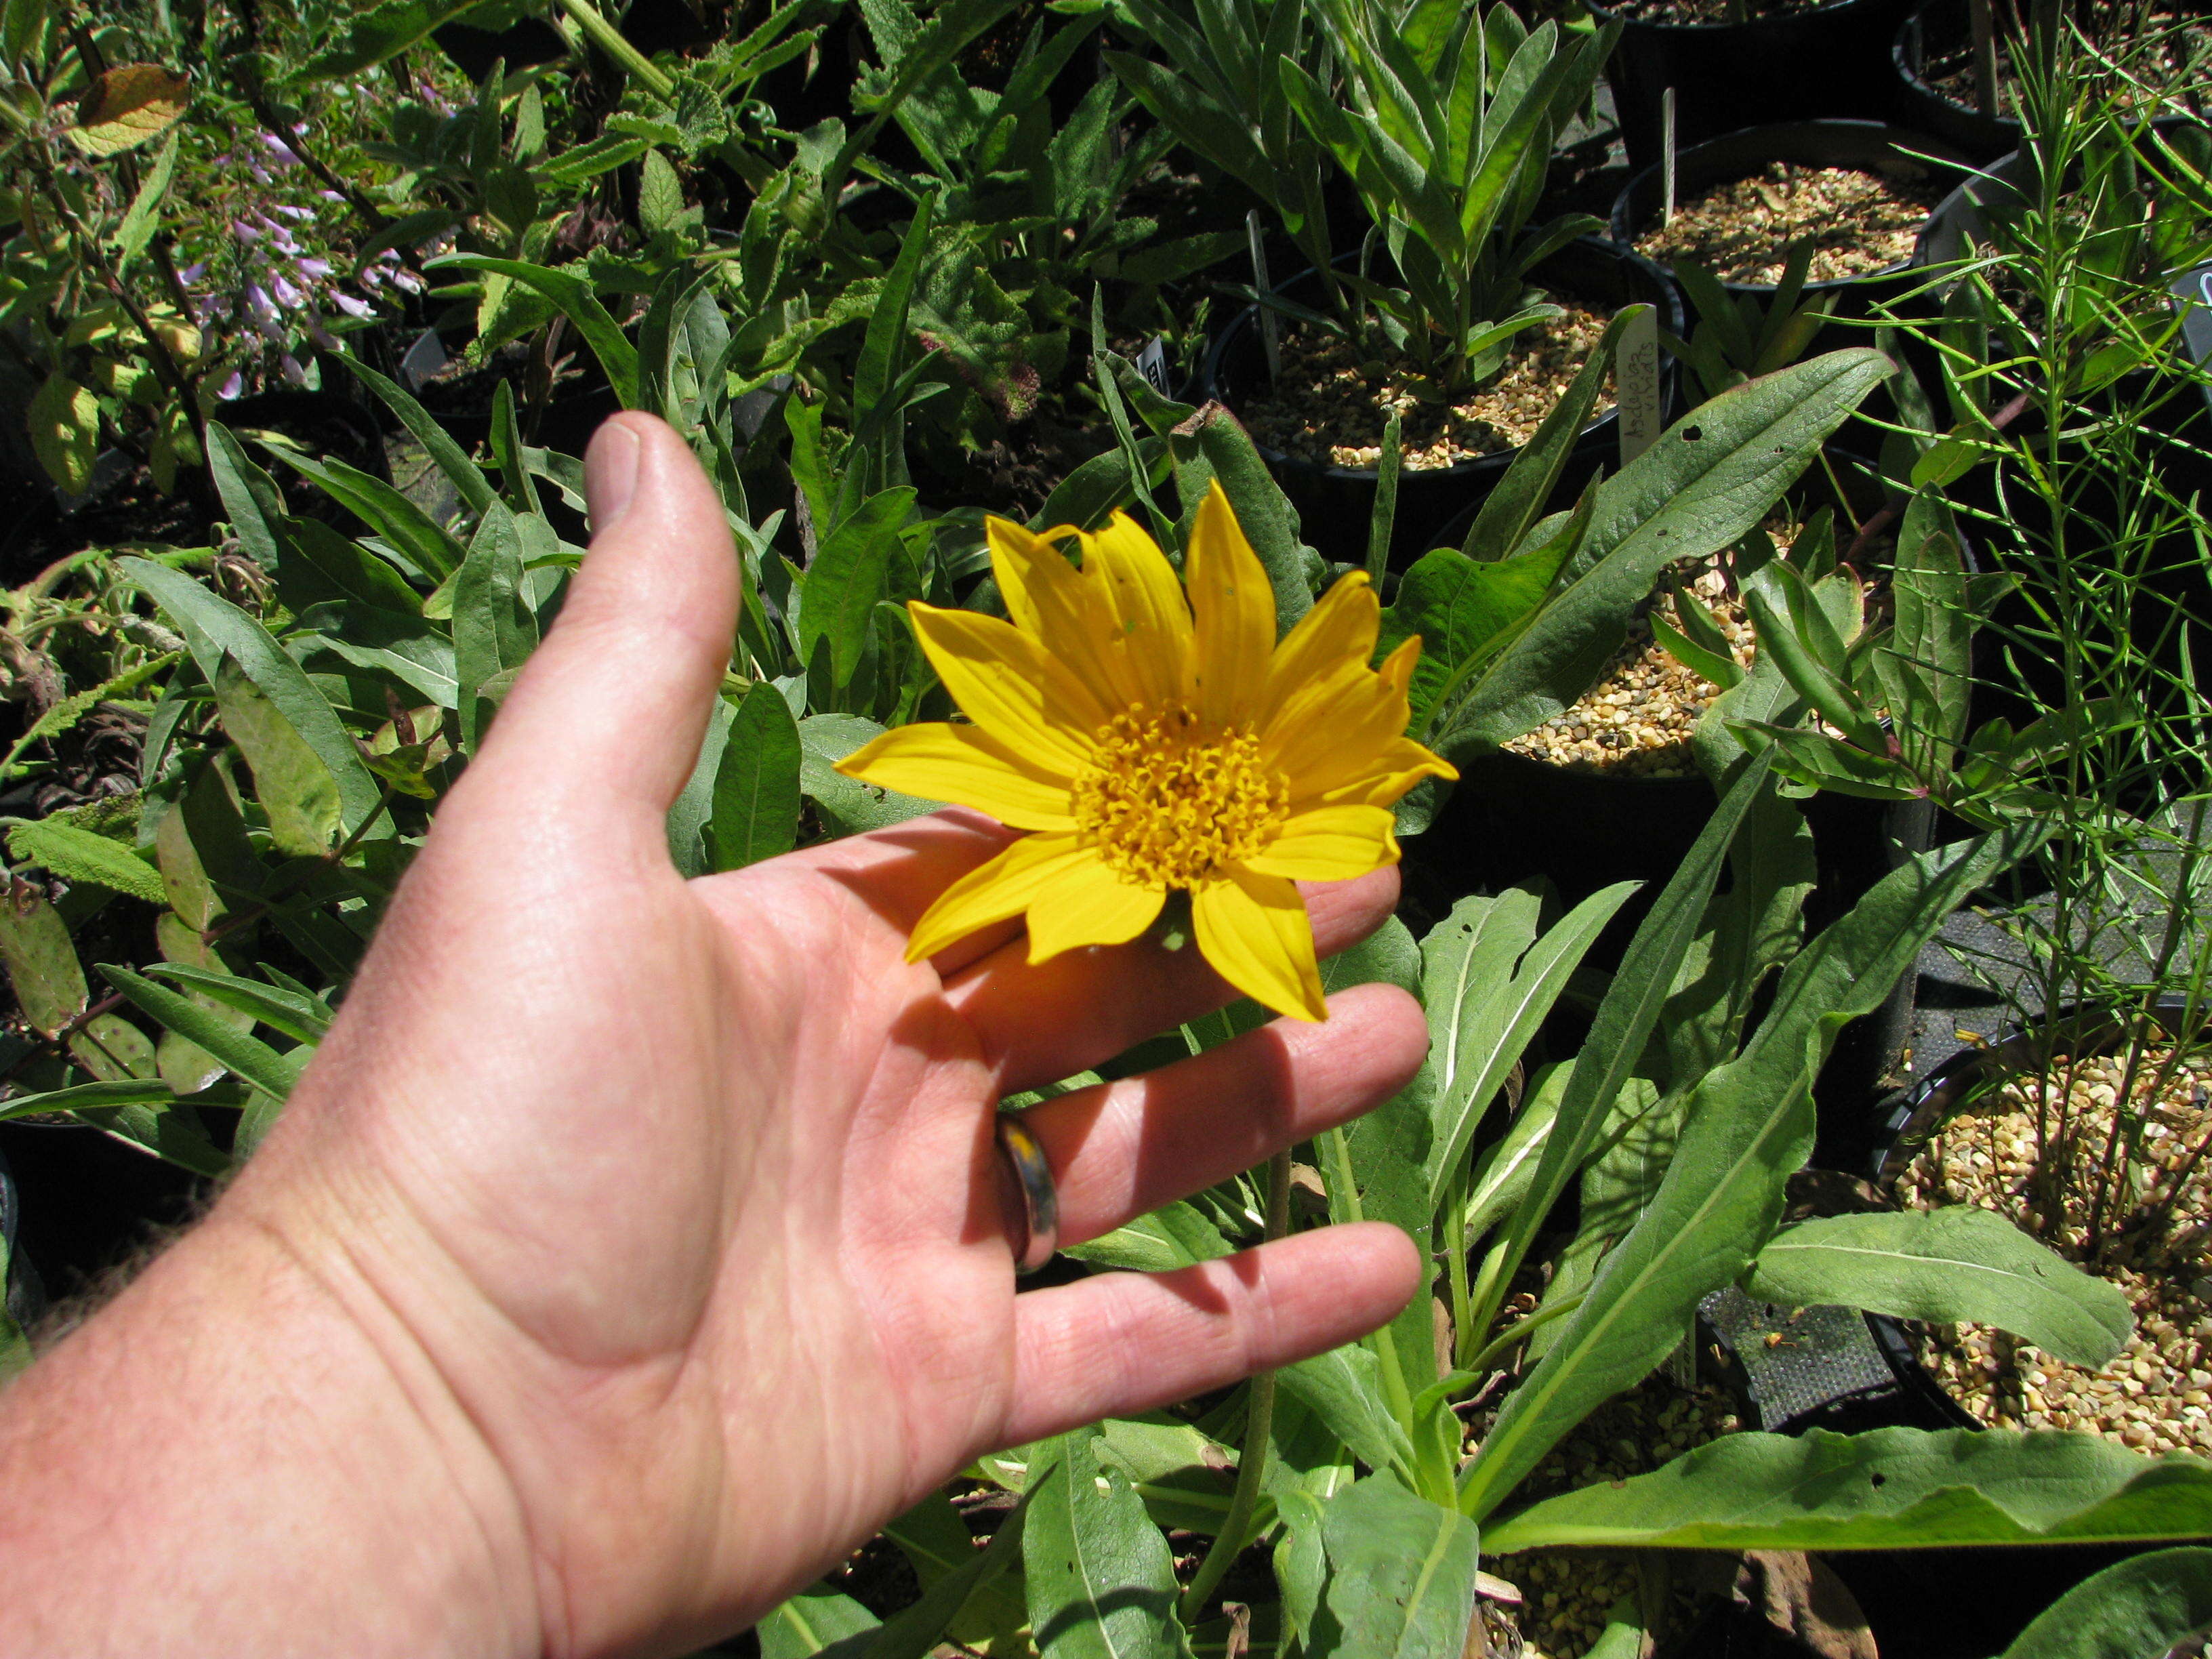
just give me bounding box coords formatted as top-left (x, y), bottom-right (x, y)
top-left (5, 817), bottom-right (165, 904)
top-left (865, 1487), bottom-right (1037, 1659)
top-left (882, 1489), bottom-right (1031, 1652)
top-left (1025, 1432), bottom-right (1185, 1659)
top-left (760, 1588), bottom-right (879, 1659)
top-left (1485, 1428), bottom-right (2212, 1553)
top-left (427, 255), bottom-right (640, 408)
top-left (0, 888), bottom-right (89, 1034)
top-left (271, 449), bottom-right (466, 583)
top-left (1462, 822), bottom-right (2039, 1522)
top-left (121, 559), bottom-right (388, 841)
top-left (638, 148), bottom-right (684, 234)
top-left (1745, 1208), bottom-right (2133, 1368)
top-left (29, 373), bottom-right (99, 493)
top-left (707, 682), bottom-right (802, 871)
top-left (142, 963), bottom-right (333, 1045)
top-left (1063, 1200), bottom-right (1234, 1273)
top-left (337, 354), bottom-right (495, 516)
top-left (1310, 1477), bottom-right (1481, 1659)
top-left (1437, 350), bottom-right (1891, 754)
top-left (452, 506), bottom-right (541, 754)
top-left (66, 64), bottom-right (189, 156)
top-left (112, 126), bottom-right (180, 272)
top-left (1277, 1345), bottom-right (1415, 1481)
top-left (0, 652), bottom-right (178, 783)
top-left (206, 423), bottom-right (288, 571)
top-left (2000, 1548), bottom-right (2212, 1659)
top-left (213, 655), bottom-right (342, 857)
top-left (800, 490), bottom-right (917, 689)
top-left (1420, 881), bottom-right (1636, 1210)
top-left (99, 964), bottom-right (305, 1102)
top-left (1168, 406), bottom-right (1315, 634)
top-left (0, 1077), bottom-right (182, 1122)
top-left (1381, 529), bottom-right (1578, 736)
top-left (297, 0), bottom-right (501, 75)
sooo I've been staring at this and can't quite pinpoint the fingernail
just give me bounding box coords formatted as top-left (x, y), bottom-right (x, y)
top-left (585, 420), bottom-right (641, 532)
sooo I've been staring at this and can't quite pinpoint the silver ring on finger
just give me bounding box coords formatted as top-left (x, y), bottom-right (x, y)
top-left (996, 1113), bottom-right (1060, 1275)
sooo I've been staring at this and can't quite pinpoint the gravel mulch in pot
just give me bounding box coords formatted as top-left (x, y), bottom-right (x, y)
top-left (1502, 561), bottom-right (1756, 778)
top-left (1898, 1046), bottom-right (2212, 1456)
top-left (1237, 302), bottom-right (1612, 470)
top-left (1474, 1369), bottom-right (1744, 1659)
top-left (1634, 161), bottom-right (1947, 284)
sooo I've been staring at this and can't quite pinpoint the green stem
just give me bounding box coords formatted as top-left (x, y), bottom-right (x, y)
top-left (1460, 1292), bottom-right (1584, 1379)
top-left (548, 0), bottom-right (676, 97)
top-left (1177, 1148), bottom-right (1292, 1626)
top-left (1446, 1177), bottom-right (1475, 1374)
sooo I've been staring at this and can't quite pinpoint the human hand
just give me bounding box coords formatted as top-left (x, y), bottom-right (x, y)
top-left (0, 415), bottom-right (1429, 1659)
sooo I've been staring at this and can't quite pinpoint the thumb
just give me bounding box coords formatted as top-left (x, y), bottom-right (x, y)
top-left (461, 413), bottom-right (739, 831)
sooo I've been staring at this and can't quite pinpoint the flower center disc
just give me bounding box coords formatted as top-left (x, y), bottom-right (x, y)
top-left (1071, 703), bottom-right (1288, 889)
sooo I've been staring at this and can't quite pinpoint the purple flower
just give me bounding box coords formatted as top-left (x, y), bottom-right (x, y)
top-left (217, 370), bottom-right (244, 400)
top-left (279, 352), bottom-right (306, 385)
top-left (331, 292), bottom-right (373, 319)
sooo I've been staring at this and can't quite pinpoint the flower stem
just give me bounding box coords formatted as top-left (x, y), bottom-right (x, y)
top-left (1176, 1147), bottom-right (1290, 1627)
top-left (548, 0), bottom-right (676, 98)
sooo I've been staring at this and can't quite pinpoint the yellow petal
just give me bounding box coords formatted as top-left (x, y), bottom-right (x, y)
top-left (1193, 864), bottom-right (1326, 1022)
top-left (1185, 482), bottom-right (1274, 728)
top-left (1080, 512), bottom-right (1193, 710)
top-left (985, 518), bottom-right (1128, 703)
top-left (1257, 571), bottom-right (1379, 732)
top-left (1327, 738), bottom-right (1458, 808)
top-left (1267, 638), bottom-right (1439, 805)
top-left (905, 832), bottom-right (1091, 962)
top-left (1025, 857), bottom-right (1166, 962)
top-left (836, 722), bottom-right (1077, 832)
top-left (1243, 803), bottom-right (1399, 882)
top-left (907, 602), bottom-right (1110, 776)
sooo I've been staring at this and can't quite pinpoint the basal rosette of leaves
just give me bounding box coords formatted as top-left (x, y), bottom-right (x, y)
top-left (836, 485), bottom-right (1454, 1021)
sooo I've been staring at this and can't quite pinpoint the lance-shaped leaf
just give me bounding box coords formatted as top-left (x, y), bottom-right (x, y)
top-left (1460, 822), bottom-right (2041, 1521)
top-left (68, 64), bottom-right (188, 155)
top-left (1307, 1477), bottom-right (1481, 1659)
top-left (707, 682), bottom-right (802, 871)
top-left (2000, 1547), bottom-right (2212, 1659)
top-left (1484, 1428), bottom-right (2212, 1553)
top-left (99, 965), bottom-right (306, 1103)
top-left (1435, 350), bottom-right (1892, 756)
top-left (428, 255), bottom-right (640, 407)
top-left (5, 817), bottom-right (166, 904)
top-left (1744, 1207), bottom-right (2132, 1368)
top-left (1025, 1431), bottom-right (1186, 1659)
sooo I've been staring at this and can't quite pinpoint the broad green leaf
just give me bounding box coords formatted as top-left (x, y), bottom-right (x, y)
top-left (29, 373), bottom-right (99, 493)
top-left (882, 1489), bottom-right (1030, 1652)
top-left (800, 490), bottom-right (918, 689)
top-left (668, 695), bottom-right (739, 879)
top-left (5, 817), bottom-right (165, 904)
top-left (1745, 1208), bottom-right (2132, 1368)
top-left (1461, 823), bottom-right (2040, 1521)
top-left (1381, 534), bottom-right (1576, 736)
top-left (1420, 881), bottom-right (1638, 1210)
top-left (1486, 1428), bottom-right (2212, 1552)
top-left (213, 655), bottom-right (342, 856)
top-left (452, 506), bottom-right (540, 754)
top-left (798, 714), bottom-right (943, 836)
top-left (0, 888), bottom-right (89, 1033)
top-left (1277, 1345), bottom-right (1415, 1481)
top-left (638, 148), bottom-right (684, 234)
top-left (1310, 1477), bottom-right (1480, 1659)
top-left (1097, 1416), bottom-right (1243, 1537)
top-left (100, 964), bottom-right (305, 1102)
top-left (272, 449), bottom-right (466, 583)
top-left (707, 682), bottom-right (802, 871)
top-left (867, 1487), bottom-right (1036, 1659)
top-left (2001, 1547), bottom-right (2212, 1659)
top-left (123, 559), bottom-right (387, 840)
top-left (296, 0), bottom-right (499, 75)
top-left (1025, 1432), bottom-right (1185, 1659)
top-left (207, 424), bottom-right (288, 571)
top-left (760, 1589), bottom-right (879, 1659)
top-left (1461, 1058), bottom-right (1568, 1244)
top-left (1063, 1200), bottom-right (1234, 1273)
top-left (66, 64), bottom-right (188, 156)
top-left (1438, 350), bottom-right (1891, 754)
top-left (113, 127), bottom-right (180, 272)
top-left (1167, 406), bottom-right (1316, 634)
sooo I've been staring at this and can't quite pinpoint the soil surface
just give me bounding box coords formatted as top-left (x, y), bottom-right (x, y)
top-left (1504, 561), bottom-right (1755, 778)
top-left (1900, 1045), bottom-right (2212, 1458)
top-left (1635, 162), bottom-right (1948, 285)
top-left (1238, 302), bottom-right (1612, 470)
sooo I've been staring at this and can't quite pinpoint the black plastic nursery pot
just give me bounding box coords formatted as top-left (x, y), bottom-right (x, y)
top-left (1610, 120), bottom-right (1973, 321)
top-left (1590, 0), bottom-right (1919, 171)
top-left (1195, 238), bottom-right (1683, 571)
top-left (1889, 0), bottom-right (2026, 163)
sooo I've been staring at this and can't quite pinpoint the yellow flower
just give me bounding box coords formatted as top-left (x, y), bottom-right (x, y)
top-left (836, 483), bottom-right (1456, 1021)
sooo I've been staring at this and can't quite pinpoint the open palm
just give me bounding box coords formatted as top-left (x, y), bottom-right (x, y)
top-left (230, 415), bottom-right (1428, 1659)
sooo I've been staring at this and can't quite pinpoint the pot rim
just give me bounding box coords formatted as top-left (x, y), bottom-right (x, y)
top-left (1608, 119), bottom-right (1972, 296)
top-left (1890, 0), bottom-right (2028, 131)
top-left (1197, 236), bottom-right (1682, 485)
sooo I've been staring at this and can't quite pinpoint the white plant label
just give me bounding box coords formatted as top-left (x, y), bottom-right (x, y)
top-left (1617, 306), bottom-right (1662, 468)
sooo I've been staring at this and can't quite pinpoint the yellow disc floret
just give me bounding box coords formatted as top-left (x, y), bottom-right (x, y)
top-left (1070, 702), bottom-right (1288, 890)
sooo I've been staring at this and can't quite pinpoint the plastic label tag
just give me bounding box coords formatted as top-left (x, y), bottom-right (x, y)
top-left (1136, 337), bottom-right (1171, 396)
top-left (1616, 306), bottom-right (1662, 467)
top-left (398, 329), bottom-right (449, 392)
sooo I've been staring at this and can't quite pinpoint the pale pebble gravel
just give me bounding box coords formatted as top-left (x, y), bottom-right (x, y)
top-left (1472, 1364), bottom-right (1740, 1659)
top-left (1635, 161), bottom-right (1946, 286)
top-left (1901, 1049), bottom-right (2212, 1455)
top-left (1502, 561), bottom-right (1755, 778)
top-left (1240, 304), bottom-right (1612, 470)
